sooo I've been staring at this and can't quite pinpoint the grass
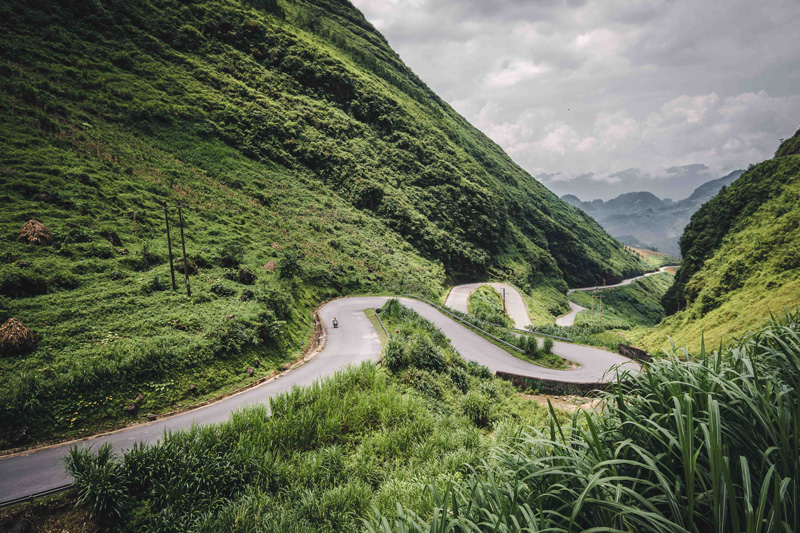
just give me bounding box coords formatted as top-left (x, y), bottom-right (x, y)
top-left (64, 300), bottom-right (558, 531)
top-left (625, 246), bottom-right (680, 270)
top-left (364, 308), bottom-right (388, 347)
top-left (368, 308), bottom-right (800, 532)
top-left (569, 272), bottom-right (674, 329)
top-left (466, 285), bottom-right (512, 328)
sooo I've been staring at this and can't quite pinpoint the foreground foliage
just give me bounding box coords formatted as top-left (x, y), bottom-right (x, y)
top-left (369, 309), bottom-right (800, 532)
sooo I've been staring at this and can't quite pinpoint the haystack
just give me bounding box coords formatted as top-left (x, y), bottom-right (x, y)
top-left (18, 219), bottom-right (53, 245)
top-left (0, 318), bottom-right (36, 356)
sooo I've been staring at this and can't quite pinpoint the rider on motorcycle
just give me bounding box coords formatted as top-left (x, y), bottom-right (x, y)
top-left (332, 317), bottom-right (339, 328)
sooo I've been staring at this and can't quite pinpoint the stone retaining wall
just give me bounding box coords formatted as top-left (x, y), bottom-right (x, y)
top-left (618, 344), bottom-right (651, 363)
top-left (495, 371), bottom-right (610, 396)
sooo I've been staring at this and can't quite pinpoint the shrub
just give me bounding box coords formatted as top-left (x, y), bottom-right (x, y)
top-left (278, 248), bottom-right (304, 280)
top-left (217, 242), bottom-right (244, 268)
top-left (238, 267), bottom-right (256, 284)
top-left (408, 335), bottom-right (445, 372)
top-left (143, 274), bottom-right (167, 293)
top-left (543, 337), bottom-right (554, 354)
top-left (210, 283), bottom-right (234, 296)
top-left (448, 366), bottom-right (469, 393)
top-left (383, 337), bottom-right (405, 371)
top-left (0, 269), bottom-right (47, 298)
top-left (175, 259), bottom-right (198, 275)
top-left (522, 335), bottom-right (540, 358)
top-left (465, 360), bottom-right (492, 380)
top-left (460, 391), bottom-right (491, 427)
top-left (65, 443), bottom-right (128, 525)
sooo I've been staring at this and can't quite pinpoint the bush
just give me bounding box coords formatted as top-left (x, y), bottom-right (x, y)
top-left (408, 335), bottom-right (445, 372)
top-left (143, 274), bottom-right (167, 293)
top-left (448, 366), bottom-right (469, 393)
top-left (0, 269), bottom-right (47, 298)
top-left (522, 335), bottom-right (540, 358)
top-left (278, 248), bottom-right (304, 280)
top-left (210, 283), bottom-right (234, 296)
top-left (217, 243), bottom-right (244, 268)
top-left (465, 360), bottom-right (492, 380)
top-left (237, 267), bottom-right (255, 284)
top-left (65, 443), bottom-right (128, 525)
top-left (543, 337), bottom-right (554, 354)
top-left (460, 391), bottom-right (491, 427)
top-left (383, 337), bottom-right (405, 371)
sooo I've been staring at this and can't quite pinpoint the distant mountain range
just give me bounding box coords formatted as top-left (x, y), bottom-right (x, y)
top-left (561, 170), bottom-right (744, 256)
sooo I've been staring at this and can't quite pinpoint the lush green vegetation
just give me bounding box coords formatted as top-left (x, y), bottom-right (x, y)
top-left (0, 0), bottom-right (644, 447)
top-left (369, 309), bottom-right (800, 532)
top-left (570, 272), bottom-right (674, 329)
top-left (65, 301), bottom-right (558, 531)
top-left (626, 246), bottom-right (679, 270)
top-left (651, 144), bottom-right (800, 351)
top-left (467, 285), bottom-right (512, 328)
top-left (776, 127), bottom-right (800, 157)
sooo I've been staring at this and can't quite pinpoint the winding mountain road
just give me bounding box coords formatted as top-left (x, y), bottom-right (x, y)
top-left (0, 295), bottom-right (636, 506)
top-left (556, 267), bottom-right (677, 326)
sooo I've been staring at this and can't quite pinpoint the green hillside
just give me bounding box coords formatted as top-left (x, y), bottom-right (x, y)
top-left (569, 272), bottom-right (674, 329)
top-left (0, 0), bottom-right (641, 446)
top-left (646, 134), bottom-right (800, 351)
top-left (776, 127), bottom-right (800, 157)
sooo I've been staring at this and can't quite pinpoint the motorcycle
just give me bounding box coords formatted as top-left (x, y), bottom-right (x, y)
top-left (332, 318), bottom-right (339, 329)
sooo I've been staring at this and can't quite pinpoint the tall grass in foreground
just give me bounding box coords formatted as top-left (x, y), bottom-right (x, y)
top-left (369, 309), bottom-right (800, 532)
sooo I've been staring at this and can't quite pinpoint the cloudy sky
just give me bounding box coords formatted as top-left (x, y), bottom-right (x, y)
top-left (350, 0), bottom-right (800, 200)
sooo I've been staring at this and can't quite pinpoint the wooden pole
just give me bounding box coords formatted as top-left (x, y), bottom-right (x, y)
top-left (177, 204), bottom-right (191, 297)
top-left (164, 205), bottom-right (176, 291)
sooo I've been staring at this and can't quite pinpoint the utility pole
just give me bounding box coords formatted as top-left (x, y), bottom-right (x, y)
top-left (598, 293), bottom-right (603, 328)
top-left (177, 203), bottom-right (191, 297)
top-left (163, 204), bottom-right (176, 291)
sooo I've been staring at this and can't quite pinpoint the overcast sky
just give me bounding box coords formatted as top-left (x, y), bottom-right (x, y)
top-left (350, 0), bottom-right (800, 200)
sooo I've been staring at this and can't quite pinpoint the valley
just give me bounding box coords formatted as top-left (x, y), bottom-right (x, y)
top-left (0, 0), bottom-right (798, 531)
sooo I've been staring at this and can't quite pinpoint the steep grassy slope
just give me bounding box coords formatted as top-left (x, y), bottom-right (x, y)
top-left (776, 127), bottom-right (800, 157)
top-left (0, 0), bottom-right (641, 446)
top-left (645, 138), bottom-right (800, 351)
top-left (569, 272), bottom-right (673, 329)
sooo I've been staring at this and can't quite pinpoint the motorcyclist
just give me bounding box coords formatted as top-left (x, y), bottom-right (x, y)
top-left (332, 317), bottom-right (338, 328)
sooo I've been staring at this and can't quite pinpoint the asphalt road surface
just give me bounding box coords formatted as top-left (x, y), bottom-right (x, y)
top-left (556, 301), bottom-right (587, 326)
top-left (0, 296), bottom-right (636, 505)
top-left (567, 266), bottom-right (676, 294)
top-left (558, 267), bottom-right (677, 325)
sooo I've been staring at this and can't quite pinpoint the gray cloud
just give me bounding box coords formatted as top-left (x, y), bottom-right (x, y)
top-left (352, 0), bottom-right (800, 200)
